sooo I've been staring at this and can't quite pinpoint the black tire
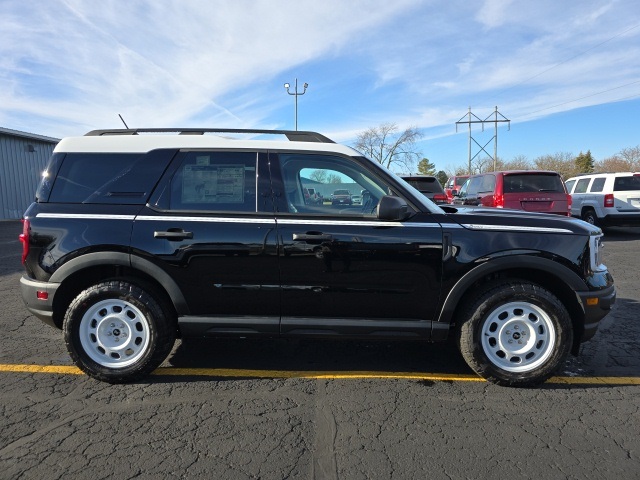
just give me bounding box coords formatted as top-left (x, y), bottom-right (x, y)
top-left (457, 281), bottom-right (572, 387)
top-left (581, 209), bottom-right (598, 226)
top-left (63, 280), bottom-right (176, 383)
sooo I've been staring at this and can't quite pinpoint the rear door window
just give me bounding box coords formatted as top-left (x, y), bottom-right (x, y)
top-left (564, 179), bottom-right (576, 193)
top-left (574, 178), bottom-right (590, 194)
top-left (168, 151), bottom-right (258, 212)
top-left (589, 177), bottom-right (606, 192)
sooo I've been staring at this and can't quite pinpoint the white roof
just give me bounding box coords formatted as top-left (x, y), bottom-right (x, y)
top-left (54, 132), bottom-right (359, 156)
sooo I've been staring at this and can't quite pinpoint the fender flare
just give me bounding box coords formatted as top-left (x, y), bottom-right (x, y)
top-left (436, 255), bottom-right (587, 325)
top-left (49, 252), bottom-right (189, 315)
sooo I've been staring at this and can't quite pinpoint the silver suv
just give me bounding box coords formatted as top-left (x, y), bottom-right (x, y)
top-left (565, 172), bottom-right (640, 227)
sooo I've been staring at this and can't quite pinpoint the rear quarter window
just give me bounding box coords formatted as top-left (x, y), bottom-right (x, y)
top-left (614, 175), bottom-right (640, 192)
top-left (48, 150), bottom-right (176, 204)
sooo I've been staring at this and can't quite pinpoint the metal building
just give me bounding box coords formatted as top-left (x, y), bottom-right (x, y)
top-left (0, 127), bottom-right (59, 220)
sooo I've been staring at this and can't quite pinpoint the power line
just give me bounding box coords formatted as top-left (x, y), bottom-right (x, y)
top-left (491, 22), bottom-right (640, 100)
top-left (517, 80), bottom-right (640, 118)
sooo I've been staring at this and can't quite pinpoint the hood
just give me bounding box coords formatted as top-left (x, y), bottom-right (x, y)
top-left (442, 205), bottom-right (601, 236)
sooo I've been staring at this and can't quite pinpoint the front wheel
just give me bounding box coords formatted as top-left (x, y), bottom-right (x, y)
top-left (457, 281), bottom-right (572, 387)
top-left (63, 280), bottom-right (176, 383)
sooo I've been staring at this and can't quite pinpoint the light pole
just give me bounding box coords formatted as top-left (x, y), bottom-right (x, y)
top-left (283, 78), bottom-right (308, 131)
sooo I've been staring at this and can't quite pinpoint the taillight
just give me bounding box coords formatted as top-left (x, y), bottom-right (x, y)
top-left (433, 194), bottom-right (448, 204)
top-left (19, 219), bottom-right (29, 264)
top-left (604, 194), bottom-right (614, 208)
top-left (567, 194), bottom-right (572, 215)
top-left (494, 193), bottom-right (504, 208)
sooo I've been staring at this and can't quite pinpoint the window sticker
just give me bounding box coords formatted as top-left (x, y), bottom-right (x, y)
top-left (182, 164), bottom-right (245, 203)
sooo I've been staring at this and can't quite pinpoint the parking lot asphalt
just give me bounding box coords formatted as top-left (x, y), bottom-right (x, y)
top-left (1, 220), bottom-right (639, 479)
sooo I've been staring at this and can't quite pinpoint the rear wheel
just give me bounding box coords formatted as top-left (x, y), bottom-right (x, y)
top-left (581, 208), bottom-right (598, 226)
top-left (457, 281), bottom-right (572, 387)
top-left (63, 280), bottom-right (176, 383)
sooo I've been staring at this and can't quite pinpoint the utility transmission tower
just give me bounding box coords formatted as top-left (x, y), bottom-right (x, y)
top-left (456, 107), bottom-right (510, 174)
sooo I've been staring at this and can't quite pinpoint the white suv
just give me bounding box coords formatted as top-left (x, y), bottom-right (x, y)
top-left (565, 172), bottom-right (640, 227)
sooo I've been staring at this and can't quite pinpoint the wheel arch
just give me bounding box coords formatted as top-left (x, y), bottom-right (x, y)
top-left (49, 252), bottom-right (188, 329)
top-left (437, 255), bottom-right (587, 352)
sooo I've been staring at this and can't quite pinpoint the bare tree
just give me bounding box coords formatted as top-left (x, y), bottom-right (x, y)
top-left (327, 173), bottom-right (343, 184)
top-left (470, 156), bottom-right (493, 174)
top-left (617, 145), bottom-right (640, 167)
top-left (353, 123), bottom-right (423, 172)
top-left (533, 152), bottom-right (579, 179)
top-left (596, 155), bottom-right (636, 173)
top-left (499, 155), bottom-right (531, 171)
top-left (309, 169), bottom-right (328, 183)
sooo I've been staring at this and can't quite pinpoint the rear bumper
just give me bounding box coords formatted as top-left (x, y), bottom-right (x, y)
top-left (20, 275), bottom-right (60, 329)
top-left (577, 284), bottom-right (616, 342)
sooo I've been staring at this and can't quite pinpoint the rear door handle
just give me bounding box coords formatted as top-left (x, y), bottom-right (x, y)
top-left (154, 229), bottom-right (193, 240)
top-left (293, 232), bottom-right (333, 242)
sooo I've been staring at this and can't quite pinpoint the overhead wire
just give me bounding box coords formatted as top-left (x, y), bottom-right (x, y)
top-left (491, 22), bottom-right (640, 101)
top-left (518, 80), bottom-right (640, 118)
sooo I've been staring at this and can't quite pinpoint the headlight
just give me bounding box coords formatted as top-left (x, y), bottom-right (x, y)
top-left (589, 234), bottom-right (606, 272)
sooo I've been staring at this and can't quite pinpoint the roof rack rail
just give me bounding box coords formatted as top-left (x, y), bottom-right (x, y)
top-left (84, 128), bottom-right (335, 143)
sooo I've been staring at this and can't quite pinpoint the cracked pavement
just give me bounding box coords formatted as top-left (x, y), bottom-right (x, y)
top-left (0, 221), bottom-right (639, 479)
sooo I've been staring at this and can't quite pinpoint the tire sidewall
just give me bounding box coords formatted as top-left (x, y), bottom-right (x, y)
top-left (459, 282), bottom-right (573, 387)
top-left (582, 209), bottom-right (597, 226)
top-left (64, 281), bottom-right (172, 383)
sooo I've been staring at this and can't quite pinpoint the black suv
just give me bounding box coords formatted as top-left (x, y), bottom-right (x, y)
top-left (401, 175), bottom-right (449, 205)
top-left (19, 128), bottom-right (616, 386)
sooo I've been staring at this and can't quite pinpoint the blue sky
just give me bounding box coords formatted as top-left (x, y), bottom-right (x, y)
top-left (1, 0), bottom-right (639, 173)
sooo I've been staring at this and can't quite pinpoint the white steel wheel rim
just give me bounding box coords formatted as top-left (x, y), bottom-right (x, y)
top-left (480, 301), bottom-right (556, 373)
top-left (79, 299), bottom-right (151, 368)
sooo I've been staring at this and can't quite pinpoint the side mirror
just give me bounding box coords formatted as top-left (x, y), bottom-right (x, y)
top-left (377, 195), bottom-right (410, 221)
top-left (452, 189), bottom-right (460, 196)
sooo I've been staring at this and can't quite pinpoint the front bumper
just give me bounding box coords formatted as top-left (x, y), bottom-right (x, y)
top-left (20, 275), bottom-right (60, 329)
top-left (577, 284), bottom-right (616, 342)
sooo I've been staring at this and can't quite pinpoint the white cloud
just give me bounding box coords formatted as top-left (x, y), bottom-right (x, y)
top-left (0, 0), bottom-right (638, 153)
top-left (475, 0), bottom-right (515, 29)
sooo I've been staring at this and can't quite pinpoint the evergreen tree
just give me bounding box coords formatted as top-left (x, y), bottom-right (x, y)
top-left (575, 150), bottom-right (595, 173)
top-left (417, 158), bottom-right (436, 175)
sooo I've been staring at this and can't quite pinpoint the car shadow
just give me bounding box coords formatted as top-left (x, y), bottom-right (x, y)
top-left (164, 336), bottom-right (473, 376)
top-left (143, 335), bottom-right (640, 389)
top-left (602, 227), bottom-right (640, 242)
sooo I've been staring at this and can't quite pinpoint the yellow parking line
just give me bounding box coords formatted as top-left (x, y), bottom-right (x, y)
top-left (152, 368), bottom-right (486, 382)
top-left (0, 364), bottom-right (639, 384)
top-left (0, 364), bottom-right (83, 375)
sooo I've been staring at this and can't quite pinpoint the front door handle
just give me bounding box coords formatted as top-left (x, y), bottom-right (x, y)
top-left (154, 229), bottom-right (194, 241)
top-left (293, 232), bottom-right (333, 242)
